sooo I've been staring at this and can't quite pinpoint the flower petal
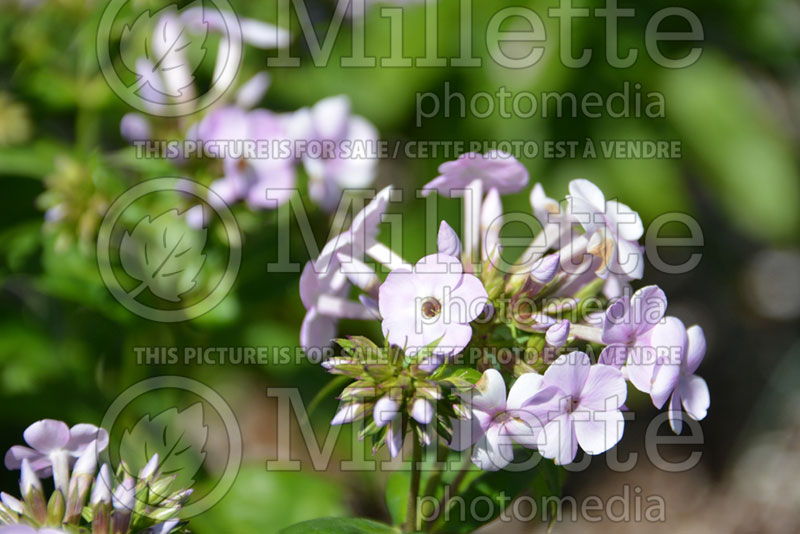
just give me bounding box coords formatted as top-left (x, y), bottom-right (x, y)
top-left (605, 200), bottom-right (643, 241)
top-left (410, 398), bottom-right (434, 425)
top-left (506, 373), bottom-right (545, 411)
top-left (448, 416), bottom-right (484, 451)
top-left (373, 396), bottom-right (400, 428)
top-left (578, 364), bottom-right (627, 411)
top-left (470, 369), bottom-right (506, 415)
top-left (573, 408), bottom-right (624, 455)
top-left (543, 352), bottom-right (591, 399)
top-left (387, 419), bottom-right (404, 458)
top-left (300, 307), bottom-right (338, 353)
top-left (680, 374), bottom-right (710, 422)
top-left (668, 390), bottom-right (683, 435)
top-left (631, 285), bottom-right (667, 336)
top-left (67, 424), bottom-right (109, 456)
top-left (471, 423), bottom-right (514, 471)
top-left (684, 325), bottom-right (707, 376)
top-left (23, 420), bottom-right (70, 454)
top-left (537, 414), bottom-right (578, 466)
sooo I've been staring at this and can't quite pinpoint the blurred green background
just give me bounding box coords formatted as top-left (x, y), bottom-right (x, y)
top-left (0, 0), bottom-right (799, 531)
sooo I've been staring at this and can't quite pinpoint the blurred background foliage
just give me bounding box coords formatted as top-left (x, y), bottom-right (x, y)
top-left (0, 0), bottom-right (799, 532)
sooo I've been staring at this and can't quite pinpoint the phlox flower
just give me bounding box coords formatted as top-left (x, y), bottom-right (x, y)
top-left (530, 352), bottom-right (627, 465)
top-left (599, 285), bottom-right (668, 367)
top-left (292, 96), bottom-right (379, 211)
top-left (300, 187), bottom-right (397, 352)
top-left (668, 325), bottom-right (710, 433)
top-left (624, 316), bottom-right (687, 409)
top-left (378, 253), bottom-right (487, 366)
top-left (567, 179), bottom-right (644, 296)
top-left (4, 420), bottom-right (108, 493)
top-left (450, 369), bottom-right (559, 471)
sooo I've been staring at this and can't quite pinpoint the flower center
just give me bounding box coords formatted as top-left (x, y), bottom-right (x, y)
top-left (566, 396), bottom-right (580, 413)
top-left (421, 297), bottom-right (442, 319)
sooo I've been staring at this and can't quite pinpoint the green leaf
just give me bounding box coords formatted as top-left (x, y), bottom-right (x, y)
top-left (279, 517), bottom-right (398, 534)
top-left (385, 471), bottom-right (410, 526)
top-left (434, 366), bottom-right (482, 389)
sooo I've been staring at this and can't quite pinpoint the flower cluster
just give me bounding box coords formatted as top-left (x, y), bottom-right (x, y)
top-left (1, 420), bottom-right (190, 534)
top-left (301, 152), bottom-right (710, 471)
top-left (119, 7), bottom-right (378, 214)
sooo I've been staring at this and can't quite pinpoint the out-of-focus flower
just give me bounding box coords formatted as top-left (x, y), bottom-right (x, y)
top-left (532, 352), bottom-right (627, 465)
top-left (599, 285), bottom-right (667, 367)
top-left (4, 420), bottom-right (108, 493)
top-left (567, 179), bottom-right (644, 296)
top-left (668, 325), bottom-right (710, 433)
top-left (0, 93), bottom-right (32, 147)
top-left (422, 152), bottom-right (529, 197)
top-left (300, 187), bottom-right (395, 352)
top-left (193, 106), bottom-right (297, 208)
top-left (423, 152), bottom-right (528, 264)
top-left (293, 96), bottom-right (379, 211)
top-left (37, 156), bottom-right (109, 253)
top-left (120, 113), bottom-right (151, 143)
top-left (2, 422), bottom-right (188, 534)
top-left (451, 370), bottom-right (558, 471)
top-left (181, 6), bottom-right (290, 49)
top-left (378, 253), bottom-right (487, 361)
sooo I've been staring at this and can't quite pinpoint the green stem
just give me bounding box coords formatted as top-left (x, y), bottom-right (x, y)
top-left (431, 455), bottom-right (472, 532)
top-left (404, 438), bottom-right (423, 533)
top-left (307, 375), bottom-right (349, 419)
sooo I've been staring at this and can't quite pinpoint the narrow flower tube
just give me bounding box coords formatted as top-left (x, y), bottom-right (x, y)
top-left (65, 440), bottom-right (98, 524)
top-left (111, 475), bottom-right (136, 534)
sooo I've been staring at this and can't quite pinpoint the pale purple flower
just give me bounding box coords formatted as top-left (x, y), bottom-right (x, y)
top-left (378, 254), bottom-right (487, 362)
top-left (532, 352), bottom-right (627, 465)
top-left (480, 187), bottom-right (502, 264)
top-left (299, 187), bottom-right (395, 352)
top-left (422, 152), bottom-right (529, 197)
top-left (292, 96), bottom-right (379, 211)
top-left (194, 107), bottom-right (297, 208)
top-left (567, 179), bottom-right (644, 293)
top-left (437, 221), bottom-right (462, 258)
top-left (529, 182), bottom-right (565, 227)
top-left (119, 113), bottom-right (151, 143)
top-left (514, 184), bottom-right (573, 273)
top-left (181, 7), bottom-right (290, 49)
top-left (5, 420), bottom-right (109, 493)
top-left (235, 72), bottom-right (270, 109)
top-left (450, 370), bottom-right (558, 471)
top-left (668, 325), bottom-right (710, 434)
top-left (546, 320), bottom-right (570, 348)
top-left (599, 285), bottom-right (668, 367)
top-left (422, 152), bottom-right (528, 266)
top-left (624, 316), bottom-right (685, 409)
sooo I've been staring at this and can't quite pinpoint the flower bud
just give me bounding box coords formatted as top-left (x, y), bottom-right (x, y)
top-left (139, 454), bottom-right (160, 481)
